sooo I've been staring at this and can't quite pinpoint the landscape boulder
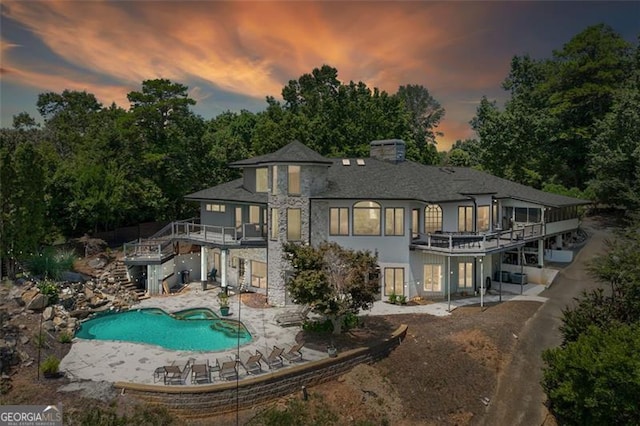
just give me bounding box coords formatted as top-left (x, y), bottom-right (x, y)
top-left (26, 294), bottom-right (49, 311)
top-left (42, 306), bottom-right (54, 321)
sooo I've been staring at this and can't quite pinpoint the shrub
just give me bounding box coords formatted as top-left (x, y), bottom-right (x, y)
top-left (388, 293), bottom-right (398, 304)
top-left (58, 331), bottom-right (73, 344)
top-left (25, 247), bottom-right (76, 280)
top-left (40, 355), bottom-right (60, 374)
top-left (542, 324), bottom-right (640, 425)
top-left (302, 318), bottom-right (333, 333)
top-left (37, 281), bottom-right (59, 304)
top-left (342, 312), bottom-right (360, 330)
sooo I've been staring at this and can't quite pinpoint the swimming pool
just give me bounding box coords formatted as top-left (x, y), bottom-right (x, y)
top-left (75, 307), bottom-right (252, 351)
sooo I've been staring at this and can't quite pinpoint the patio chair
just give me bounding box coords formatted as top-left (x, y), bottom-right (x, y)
top-left (239, 350), bottom-right (263, 375)
top-left (164, 360), bottom-right (191, 385)
top-left (209, 358), bottom-right (221, 380)
top-left (258, 346), bottom-right (284, 369)
top-left (282, 342), bottom-right (304, 363)
top-left (153, 360), bottom-right (175, 383)
top-left (275, 305), bottom-right (312, 327)
top-left (191, 360), bottom-right (211, 384)
top-left (218, 359), bottom-right (239, 381)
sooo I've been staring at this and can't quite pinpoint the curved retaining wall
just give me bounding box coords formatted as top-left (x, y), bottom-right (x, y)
top-left (115, 324), bottom-right (408, 417)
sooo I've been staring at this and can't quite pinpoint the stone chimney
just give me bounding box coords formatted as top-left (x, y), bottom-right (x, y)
top-left (369, 139), bottom-right (406, 163)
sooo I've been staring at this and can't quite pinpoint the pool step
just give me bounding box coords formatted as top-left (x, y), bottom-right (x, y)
top-left (210, 319), bottom-right (249, 338)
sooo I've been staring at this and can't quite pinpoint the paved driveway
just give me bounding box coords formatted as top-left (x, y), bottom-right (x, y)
top-left (479, 218), bottom-right (611, 426)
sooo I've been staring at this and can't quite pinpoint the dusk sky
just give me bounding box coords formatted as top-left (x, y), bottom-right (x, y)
top-left (1, 1), bottom-right (638, 149)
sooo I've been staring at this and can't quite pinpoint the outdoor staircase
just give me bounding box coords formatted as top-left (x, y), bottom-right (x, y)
top-left (113, 260), bottom-right (149, 301)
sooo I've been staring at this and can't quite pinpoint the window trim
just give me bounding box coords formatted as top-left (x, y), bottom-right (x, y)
top-left (458, 206), bottom-right (473, 233)
top-left (352, 201), bottom-right (381, 236)
top-left (458, 262), bottom-right (473, 289)
top-left (287, 208), bottom-right (302, 241)
top-left (385, 207), bottom-right (405, 236)
top-left (255, 167), bottom-right (268, 193)
top-left (206, 203), bottom-right (226, 213)
top-left (425, 204), bottom-right (442, 234)
top-left (330, 207), bottom-right (349, 236)
top-left (384, 267), bottom-right (405, 296)
top-left (477, 205), bottom-right (490, 233)
top-left (288, 165), bottom-right (301, 195)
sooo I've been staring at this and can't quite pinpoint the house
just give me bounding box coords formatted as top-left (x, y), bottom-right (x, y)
top-left (123, 140), bottom-right (589, 306)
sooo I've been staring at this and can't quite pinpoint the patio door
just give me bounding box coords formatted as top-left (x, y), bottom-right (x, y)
top-left (423, 264), bottom-right (442, 292)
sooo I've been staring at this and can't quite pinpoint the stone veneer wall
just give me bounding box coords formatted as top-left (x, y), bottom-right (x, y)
top-left (115, 324), bottom-right (408, 418)
top-left (267, 165), bottom-right (328, 306)
top-left (226, 247), bottom-right (267, 289)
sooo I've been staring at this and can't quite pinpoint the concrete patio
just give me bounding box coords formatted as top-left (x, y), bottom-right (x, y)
top-left (60, 281), bottom-right (547, 385)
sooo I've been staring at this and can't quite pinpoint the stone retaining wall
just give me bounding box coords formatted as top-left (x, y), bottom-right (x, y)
top-left (115, 324), bottom-right (408, 417)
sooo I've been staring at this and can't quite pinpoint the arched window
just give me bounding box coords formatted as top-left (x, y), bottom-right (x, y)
top-left (425, 204), bottom-right (442, 234)
top-left (353, 201), bottom-right (381, 235)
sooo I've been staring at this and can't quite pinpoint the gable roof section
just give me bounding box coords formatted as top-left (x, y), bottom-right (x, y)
top-left (229, 140), bottom-right (333, 167)
top-left (185, 178), bottom-right (267, 204)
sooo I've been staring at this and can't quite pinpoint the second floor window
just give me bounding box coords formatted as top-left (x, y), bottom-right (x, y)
top-left (458, 206), bottom-right (473, 232)
top-left (385, 207), bottom-right (404, 236)
top-left (288, 165), bottom-right (301, 195)
top-left (287, 208), bottom-right (301, 241)
top-left (330, 207), bottom-right (349, 236)
top-left (477, 206), bottom-right (490, 232)
top-left (270, 208), bottom-right (279, 240)
top-left (353, 201), bottom-right (381, 235)
top-left (256, 167), bottom-right (268, 192)
top-left (425, 204), bottom-right (442, 233)
top-left (206, 203), bottom-right (226, 212)
top-left (412, 208), bottom-right (420, 238)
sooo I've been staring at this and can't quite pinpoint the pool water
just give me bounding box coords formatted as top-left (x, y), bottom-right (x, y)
top-left (75, 308), bottom-right (252, 351)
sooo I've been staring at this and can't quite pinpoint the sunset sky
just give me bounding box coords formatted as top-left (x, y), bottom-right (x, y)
top-left (1, 1), bottom-right (638, 149)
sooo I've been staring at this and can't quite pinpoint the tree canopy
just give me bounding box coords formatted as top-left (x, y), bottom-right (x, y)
top-left (283, 241), bottom-right (380, 334)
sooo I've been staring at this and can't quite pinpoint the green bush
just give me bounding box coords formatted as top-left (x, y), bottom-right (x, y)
top-left (40, 355), bottom-right (60, 374)
top-left (302, 318), bottom-right (333, 333)
top-left (37, 281), bottom-right (59, 304)
top-left (388, 293), bottom-right (398, 304)
top-left (58, 331), bottom-right (73, 344)
top-left (542, 323), bottom-right (640, 425)
top-left (25, 247), bottom-right (76, 280)
top-left (342, 312), bottom-right (360, 330)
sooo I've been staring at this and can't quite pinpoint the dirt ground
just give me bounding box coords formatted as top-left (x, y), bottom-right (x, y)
top-left (203, 300), bottom-right (542, 425)
top-left (1, 281), bottom-right (541, 425)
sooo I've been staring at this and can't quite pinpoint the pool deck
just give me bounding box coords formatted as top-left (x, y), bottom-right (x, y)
top-left (60, 282), bottom-right (547, 385)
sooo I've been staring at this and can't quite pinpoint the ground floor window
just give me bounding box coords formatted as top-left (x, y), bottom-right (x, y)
top-left (251, 261), bottom-right (267, 288)
top-left (458, 262), bottom-right (473, 289)
top-left (423, 264), bottom-right (442, 292)
top-left (384, 267), bottom-right (404, 296)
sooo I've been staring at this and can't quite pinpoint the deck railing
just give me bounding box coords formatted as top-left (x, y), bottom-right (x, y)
top-left (123, 218), bottom-right (266, 262)
top-left (413, 223), bottom-right (544, 253)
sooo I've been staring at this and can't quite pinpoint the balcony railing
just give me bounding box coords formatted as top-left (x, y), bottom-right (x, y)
top-left (123, 218), bottom-right (266, 263)
top-left (412, 223), bottom-right (544, 254)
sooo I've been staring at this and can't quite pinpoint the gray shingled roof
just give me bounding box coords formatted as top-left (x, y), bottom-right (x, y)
top-left (185, 178), bottom-right (267, 204)
top-left (229, 140), bottom-right (333, 167)
top-left (186, 142), bottom-right (590, 208)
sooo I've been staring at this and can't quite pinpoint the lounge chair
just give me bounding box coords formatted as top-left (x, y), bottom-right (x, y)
top-left (164, 360), bottom-right (191, 385)
top-left (282, 342), bottom-right (304, 363)
top-left (258, 346), bottom-right (284, 369)
top-left (240, 351), bottom-right (263, 375)
top-left (219, 359), bottom-right (239, 381)
top-left (275, 305), bottom-right (312, 327)
top-left (191, 360), bottom-right (211, 384)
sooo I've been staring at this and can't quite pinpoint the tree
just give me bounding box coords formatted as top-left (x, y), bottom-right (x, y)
top-left (0, 139), bottom-right (47, 277)
top-left (283, 242), bottom-right (380, 335)
top-left (252, 65), bottom-right (416, 160)
top-left (542, 324), bottom-right (640, 425)
top-left (396, 84), bottom-right (445, 164)
top-left (588, 85), bottom-right (640, 210)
